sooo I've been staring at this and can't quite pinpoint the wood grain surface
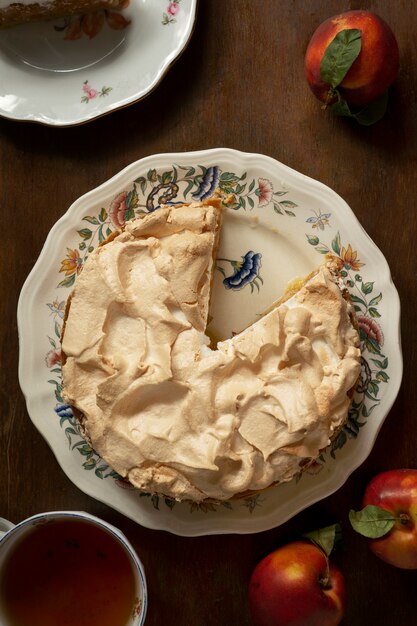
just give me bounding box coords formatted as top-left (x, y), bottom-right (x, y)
top-left (1, 1), bottom-right (417, 624)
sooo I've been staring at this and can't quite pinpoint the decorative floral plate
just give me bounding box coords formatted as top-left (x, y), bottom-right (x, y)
top-left (18, 148), bottom-right (402, 536)
top-left (0, 0), bottom-right (197, 126)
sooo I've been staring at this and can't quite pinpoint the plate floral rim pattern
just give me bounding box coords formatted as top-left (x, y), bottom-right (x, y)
top-left (18, 149), bottom-right (402, 535)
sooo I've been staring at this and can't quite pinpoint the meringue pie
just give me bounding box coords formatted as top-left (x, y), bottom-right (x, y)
top-left (61, 199), bottom-right (361, 502)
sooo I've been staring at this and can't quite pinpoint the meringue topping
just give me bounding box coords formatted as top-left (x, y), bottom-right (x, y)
top-left (62, 201), bottom-right (361, 502)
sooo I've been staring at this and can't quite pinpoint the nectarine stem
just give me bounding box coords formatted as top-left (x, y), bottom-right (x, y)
top-left (319, 556), bottom-right (331, 589)
top-left (399, 513), bottom-right (411, 526)
top-left (321, 88), bottom-right (337, 111)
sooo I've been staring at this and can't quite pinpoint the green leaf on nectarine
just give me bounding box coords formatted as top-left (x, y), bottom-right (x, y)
top-left (320, 28), bottom-right (362, 89)
top-left (349, 505), bottom-right (395, 538)
top-left (303, 523), bottom-right (342, 557)
top-left (330, 91), bottom-right (389, 125)
top-left (353, 91), bottom-right (389, 126)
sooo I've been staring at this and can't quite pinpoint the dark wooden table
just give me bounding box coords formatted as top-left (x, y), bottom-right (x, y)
top-left (1, 1), bottom-right (416, 624)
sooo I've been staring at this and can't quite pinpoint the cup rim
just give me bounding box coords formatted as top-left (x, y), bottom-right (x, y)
top-left (0, 510), bottom-right (147, 626)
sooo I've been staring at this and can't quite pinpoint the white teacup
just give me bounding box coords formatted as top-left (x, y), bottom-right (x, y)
top-left (0, 511), bottom-right (147, 626)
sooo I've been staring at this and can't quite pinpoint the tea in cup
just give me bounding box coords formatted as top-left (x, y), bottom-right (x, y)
top-left (0, 511), bottom-right (147, 626)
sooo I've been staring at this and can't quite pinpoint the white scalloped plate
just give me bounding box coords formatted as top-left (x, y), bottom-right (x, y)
top-left (0, 0), bottom-right (197, 126)
top-left (18, 148), bottom-right (402, 535)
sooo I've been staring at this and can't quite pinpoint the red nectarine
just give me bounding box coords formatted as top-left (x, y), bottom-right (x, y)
top-left (248, 540), bottom-right (345, 626)
top-left (305, 10), bottom-right (399, 110)
top-left (351, 469), bottom-right (417, 569)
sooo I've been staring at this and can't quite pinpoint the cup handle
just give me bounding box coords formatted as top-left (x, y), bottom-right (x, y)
top-left (0, 517), bottom-right (15, 539)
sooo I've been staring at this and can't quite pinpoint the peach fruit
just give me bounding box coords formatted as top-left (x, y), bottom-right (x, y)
top-left (305, 10), bottom-right (399, 107)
